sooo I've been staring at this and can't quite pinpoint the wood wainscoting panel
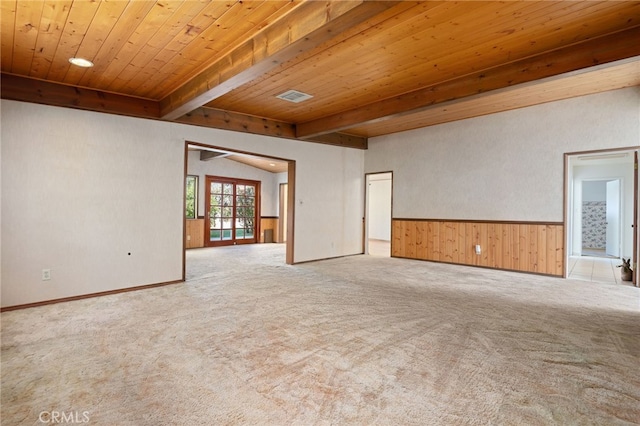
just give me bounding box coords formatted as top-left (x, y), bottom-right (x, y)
top-left (186, 219), bottom-right (205, 249)
top-left (392, 219), bottom-right (564, 276)
top-left (260, 217), bottom-right (279, 243)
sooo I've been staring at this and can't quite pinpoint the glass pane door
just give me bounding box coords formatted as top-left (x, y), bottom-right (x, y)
top-left (235, 184), bottom-right (256, 240)
top-left (205, 176), bottom-right (260, 246)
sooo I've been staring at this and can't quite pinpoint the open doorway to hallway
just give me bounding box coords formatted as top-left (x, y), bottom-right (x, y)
top-left (566, 148), bottom-right (638, 286)
top-left (365, 172), bottom-right (392, 257)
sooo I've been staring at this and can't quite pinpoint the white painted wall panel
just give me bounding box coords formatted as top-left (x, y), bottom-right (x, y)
top-left (366, 87), bottom-right (640, 222)
top-left (1, 100), bottom-right (365, 307)
top-left (1, 102), bottom-right (183, 307)
top-left (365, 87), bottom-right (640, 222)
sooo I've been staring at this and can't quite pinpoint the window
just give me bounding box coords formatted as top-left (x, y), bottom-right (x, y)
top-left (185, 175), bottom-right (198, 219)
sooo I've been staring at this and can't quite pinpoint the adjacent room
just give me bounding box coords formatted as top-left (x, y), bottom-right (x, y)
top-left (1, 1), bottom-right (639, 424)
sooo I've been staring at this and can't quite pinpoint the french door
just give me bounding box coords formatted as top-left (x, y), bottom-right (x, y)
top-left (205, 176), bottom-right (260, 246)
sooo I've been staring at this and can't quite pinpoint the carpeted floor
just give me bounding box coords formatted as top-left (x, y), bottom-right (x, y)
top-left (2, 244), bottom-right (639, 425)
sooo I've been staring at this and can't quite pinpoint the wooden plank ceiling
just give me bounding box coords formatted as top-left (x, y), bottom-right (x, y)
top-left (2, 1), bottom-right (639, 149)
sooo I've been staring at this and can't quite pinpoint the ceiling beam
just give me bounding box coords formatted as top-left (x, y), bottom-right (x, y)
top-left (159, 1), bottom-right (396, 120)
top-left (200, 150), bottom-right (228, 161)
top-left (0, 74), bottom-right (366, 149)
top-left (175, 107), bottom-right (367, 149)
top-left (296, 26), bottom-right (640, 139)
top-left (0, 73), bottom-right (160, 118)
top-left (348, 57), bottom-right (640, 137)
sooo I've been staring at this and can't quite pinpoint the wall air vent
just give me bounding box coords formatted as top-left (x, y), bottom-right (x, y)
top-left (275, 89), bottom-right (313, 103)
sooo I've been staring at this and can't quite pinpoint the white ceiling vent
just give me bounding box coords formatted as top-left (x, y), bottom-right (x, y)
top-left (275, 89), bottom-right (313, 103)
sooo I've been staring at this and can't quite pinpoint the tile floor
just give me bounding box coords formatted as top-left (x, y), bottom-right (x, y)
top-left (567, 255), bottom-right (633, 286)
top-left (368, 239), bottom-right (391, 257)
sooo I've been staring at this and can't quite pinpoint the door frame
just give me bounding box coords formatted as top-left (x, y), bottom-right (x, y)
top-left (564, 147), bottom-right (639, 281)
top-left (183, 141), bottom-right (296, 280)
top-left (278, 183), bottom-right (288, 243)
top-left (633, 151), bottom-right (638, 285)
top-left (364, 171), bottom-right (393, 255)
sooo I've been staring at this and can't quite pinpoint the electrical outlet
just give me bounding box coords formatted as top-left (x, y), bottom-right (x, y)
top-left (42, 269), bottom-right (51, 281)
top-left (475, 245), bottom-right (481, 255)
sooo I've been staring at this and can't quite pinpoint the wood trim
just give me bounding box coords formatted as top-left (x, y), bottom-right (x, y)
top-left (393, 218), bottom-right (564, 226)
top-left (292, 253), bottom-right (362, 265)
top-left (634, 151), bottom-right (638, 286)
top-left (565, 146), bottom-right (640, 157)
top-left (297, 26), bottom-right (640, 138)
top-left (563, 152), bottom-right (569, 278)
top-left (286, 161), bottom-right (296, 265)
top-left (0, 280), bottom-right (183, 312)
top-left (278, 183), bottom-right (288, 245)
top-left (1, 73), bottom-right (160, 118)
top-left (392, 219), bottom-right (564, 276)
top-left (177, 107), bottom-right (367, 149)
top-left (307, 132), bottom-right (368, 150)
top-left (185, 219), bottom-right (205, 248)
top-left (182, 142), bottom-right (188, 280)
top-left (260, 217), bottom-right (278, 243)
top-left (187, 141), bottom-right (290, 163)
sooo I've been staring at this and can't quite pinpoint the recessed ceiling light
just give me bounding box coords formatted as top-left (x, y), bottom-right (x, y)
top-left (276, 89), bottom-right (313, 103)
top-left (269, 163), bottom-right (276, 167)
top-left (69, 57), bottom-right (94, 68)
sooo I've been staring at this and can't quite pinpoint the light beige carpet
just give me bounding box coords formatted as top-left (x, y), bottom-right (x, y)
top-left (2, 244), bottom-right (639, 425)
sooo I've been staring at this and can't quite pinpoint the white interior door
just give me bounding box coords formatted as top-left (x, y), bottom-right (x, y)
top-left (606, 179), bottom-right (621, 257)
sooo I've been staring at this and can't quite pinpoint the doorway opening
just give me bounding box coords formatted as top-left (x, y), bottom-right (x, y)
top-left (565, 148), bottom-right (638, 285)
top-left (365, 172), bottom-right (392, 257)
top-left (183, 141), bottom-right (296, 274)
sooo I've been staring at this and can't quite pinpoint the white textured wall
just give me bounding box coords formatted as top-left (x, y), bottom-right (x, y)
top-left (1, 102), bottom-right (183, 307)
top-left (366, 87), bottom-right (640, 222)
top-left (187, 151), bottom-right (281, 217)
top-left (582, 181), bottom-right (607, 202)
top-left (1, 101), bottom-right (365, 307)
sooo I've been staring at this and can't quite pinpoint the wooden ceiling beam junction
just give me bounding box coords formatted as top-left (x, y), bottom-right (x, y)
top-left (0, 73), bottom-right (160, 118)
top-left (296, 26), bottom-right (640, 139)
top-left (176, 107), bottom-right (367, 149)
top-left (159, 1), bottom-right (397, 120)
